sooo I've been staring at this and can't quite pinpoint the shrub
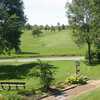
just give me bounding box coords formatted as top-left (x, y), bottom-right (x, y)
top-left (66, 75), bottom-right (88, 85)
top-left (32, 29), bottom-right (42, 37)
top-left (56, 82), bottom-right (66, 89)
top-left (17, 89), bottom-right (36, 96)
top-left (33, 60), bottom-right (56, 92)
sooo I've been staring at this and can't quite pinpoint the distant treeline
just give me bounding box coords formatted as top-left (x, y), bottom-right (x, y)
top-left (24, 22), bottom-right (69, 32)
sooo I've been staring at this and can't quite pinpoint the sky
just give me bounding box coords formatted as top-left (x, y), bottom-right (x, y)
top-left (23, 0), bottom-right (72, 25)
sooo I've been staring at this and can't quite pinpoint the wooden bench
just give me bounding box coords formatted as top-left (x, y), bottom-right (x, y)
top-left (0, 82), bottom-right (25, 90)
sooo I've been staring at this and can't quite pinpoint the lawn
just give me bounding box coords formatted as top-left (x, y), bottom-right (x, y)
top-left (73, 88), bottom-right (100, 100)
top-left (20, 29), bottom-right (86, 56)
top-left (0, 61), bottom-right (100, 90)
top-left (0, 29), bottom-right (86, 58)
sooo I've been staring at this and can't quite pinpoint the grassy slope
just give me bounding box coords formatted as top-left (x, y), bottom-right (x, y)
top-left (73, 88), bottom-right (100, 100)
top-left (20, 30), bottom-right (86, 56)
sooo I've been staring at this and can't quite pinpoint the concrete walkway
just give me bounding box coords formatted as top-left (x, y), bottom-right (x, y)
top-left (42, 80), bottom-right (100, 100)
top-left (0, 56), bottom-right (84, 62)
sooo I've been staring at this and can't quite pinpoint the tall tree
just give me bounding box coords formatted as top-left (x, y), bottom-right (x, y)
top-left (44, 24), bottom-right (50, 31)
top-left (66, 0), bottom-right (99, 64)
top-left (94, 0), bottom-right (100, 53)
top-left (39, 25), bottom-right (44, 30)
top-left (25, 23), bottom-right (32, 30)
top-left (51, 25), bottom-right (55, 32)
top-left (62, 24), bottom-right (66, 30)
top-left (57, 22), bottom-right (61, 31)
top-left (0, 0), bottom-right (25, 54)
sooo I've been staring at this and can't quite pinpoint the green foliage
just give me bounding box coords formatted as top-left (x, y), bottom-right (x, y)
top-left (66, 0), bottom-right (100, 64)
top-left (44, 25), bottom-right (50, 31)
top-left (85, 50), bottom-right (94, 61)
top-left (50, 25), bottom-right (55, 32)
top-left (32, 29), bottom-right (43, 37)
top-left (66, 75), bottom-right (88, 85)
top-left (17, 89), bottom-right (36, 96)
top-left (39, 25), bottom-right (44, 30)
top-left (25, 23), bottom-right (32, 30)
top-left (0, 0), bottom-right (25, 54)
top-left (94, 37), bottom-right (100, 62)
top-left (34, 60), bottom-right (56, 92)
top-left (61, 24), bottom-right (66, 30)
top-left (57, 22), bottom-right (61, 31)
top-left (85, 47), bottom-right (100, 63)
top-left (95, 49), bottom-right (100, 61)
top-left (56, 82), bottom-right (66, 89)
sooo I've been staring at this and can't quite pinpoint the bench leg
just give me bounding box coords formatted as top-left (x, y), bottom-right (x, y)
top-left (1, 85), bottom-right (5, 90)
top-left (16, 85), bottom-right (18, 90)
top-left (8, 85), bottom-right (11, 91)
top-left (23, 85), bottom-right (25, 89)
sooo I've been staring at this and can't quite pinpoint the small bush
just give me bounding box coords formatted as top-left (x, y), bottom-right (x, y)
top-left (66, 75), bottom-right (88, 85)
top-left (56, 82), bottom-right (66, 89)
top-left (34, 60), bottom-right (56, 92)
top-left (17, 89), bottom-right (36, 96)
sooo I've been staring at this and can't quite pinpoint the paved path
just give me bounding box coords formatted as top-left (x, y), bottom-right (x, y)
top-left (0, 56), bottom-right (84, 62)
top-left (42, 80), bottom-right (100, 100)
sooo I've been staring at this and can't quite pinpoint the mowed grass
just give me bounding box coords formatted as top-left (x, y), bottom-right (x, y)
top-left (20, 30), bottom-right (86, 56)
top-left (73, 88), bottom-right (100, 100)
top-left (0, 61), bottom-right (100, 90)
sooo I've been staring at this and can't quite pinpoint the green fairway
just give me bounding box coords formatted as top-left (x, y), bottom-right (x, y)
top-left (73, 88), bottom-right (100, 100)
top-left (20, 30), bottom-right (86, 56)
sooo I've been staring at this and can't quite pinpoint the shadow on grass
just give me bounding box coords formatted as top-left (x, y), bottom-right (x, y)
top-left (0, 62), bottom-right (56, 80)
top-left (0, 62), bottom-right (40, 80)
top-left (48, 88), bottom-right (63, 96)
top-left (83, 60), bottom-right (100, 66)
top-left (18, 51), bottom-right (39, 55)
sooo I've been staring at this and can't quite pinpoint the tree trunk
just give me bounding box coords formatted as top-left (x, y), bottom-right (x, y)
top-left (87, 42), bottom-right (92, 64)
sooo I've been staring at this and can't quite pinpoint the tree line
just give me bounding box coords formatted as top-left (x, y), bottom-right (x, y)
top-left (25, 23), bottom-right (68, 32)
